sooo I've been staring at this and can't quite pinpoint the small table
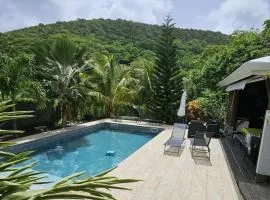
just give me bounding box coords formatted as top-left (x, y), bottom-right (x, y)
top-left (240, 128), bottom-right (261, 163)
top-left (241, 128), bottom-right (262, 148)
top-left (242, 128), bottom-right (262, 137)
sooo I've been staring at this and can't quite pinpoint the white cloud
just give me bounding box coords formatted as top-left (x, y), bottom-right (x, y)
top-left (0, 1), bottom-right (40, 32)
top-left (50, 0), bottom-right (172, 24)
top-left (205, 0), bottom-right (270, 34)
top-left (2, 0), bottom-right (268, 34)
top-left (0, 0), bottom-right (172, 32)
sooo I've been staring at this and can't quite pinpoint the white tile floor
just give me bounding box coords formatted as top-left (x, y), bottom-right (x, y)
top-left (109, 126), bottom-right (242, 200)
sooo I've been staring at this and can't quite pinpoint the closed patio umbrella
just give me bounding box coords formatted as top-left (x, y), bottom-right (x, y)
top-left (177, 91), bottom-right (187, 120)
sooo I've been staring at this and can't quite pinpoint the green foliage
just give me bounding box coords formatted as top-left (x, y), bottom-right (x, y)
top-left (0, 54), bottom-right (46, 129)
top-left (263, 19), bottom-right (270, 48)
top-left (0, 18), bottom-right (228, 62)
top-left (0, 162), bottom-right (138, 200)
top-left (1, 16), bottom-right (270, 125)
top-left (0, 18), bottom-right (229, 123)
top-left (148, 17), bottom-right (182, 123)
top-left (184, 19), bottom-right (270, 122)
top-left (129, 57), bottom-right (154, 107)
top-left (82, 55), bottom-right (145, 118)
top-left (0, 101), bottom-right (34, 137)
top-left (33, 38), bottom-right (89, 125)
top-left (197, 90), bottom-right (228, 122)
top-left (0, 54), bottom-right (46, 104)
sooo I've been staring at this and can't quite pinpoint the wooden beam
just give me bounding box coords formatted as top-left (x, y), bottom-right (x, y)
top-left (226, 91), bottom-right (239, 127)
top-left (225, 90), bottom-right (239, 135)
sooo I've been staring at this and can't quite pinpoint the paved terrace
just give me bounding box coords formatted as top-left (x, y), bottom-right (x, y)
top-left (109, 124), bottom-right (242, 200)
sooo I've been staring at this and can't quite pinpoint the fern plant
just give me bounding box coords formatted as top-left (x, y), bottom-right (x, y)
top-left (0, 101), bottom-right (139, 199)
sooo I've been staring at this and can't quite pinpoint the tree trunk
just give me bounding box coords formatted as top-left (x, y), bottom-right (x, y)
top-left (108, 101), bottom-right (113, 117)
top-left (60, 104), bottom-right (65, 127)
top-left (107, 94), bottom-right (114, 117)
top-left (62, 104), bottom-right (68, 127)
top-left (11, 96), bottom-right (17, 130)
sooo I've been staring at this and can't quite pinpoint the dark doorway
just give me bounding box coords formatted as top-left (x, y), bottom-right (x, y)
top-left (236, 80), bottom-right (267, 128)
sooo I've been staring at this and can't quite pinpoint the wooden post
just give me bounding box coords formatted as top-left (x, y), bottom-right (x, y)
top-left (231, 90), bottom-right (239, 126)
top-left (225, 92), bottom-right (232, 127)
top-left (225, 90), bottom-right (239, 135)
top-left (265, 78), bottom-right (270, 109)
top-left (226, 91), bottom-right (239, 126)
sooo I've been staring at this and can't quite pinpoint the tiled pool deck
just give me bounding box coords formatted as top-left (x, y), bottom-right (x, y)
top-left (109, 123), bottom-right (242, 200)
top-left (7, 119), bottom-right (242, 200)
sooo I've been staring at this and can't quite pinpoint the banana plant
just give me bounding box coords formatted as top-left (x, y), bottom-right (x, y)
top-left (0, 101), bottom-right (139, 199)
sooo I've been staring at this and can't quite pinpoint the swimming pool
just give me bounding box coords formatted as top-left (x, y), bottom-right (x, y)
top-left (12, 122), bottom-right (162, 179)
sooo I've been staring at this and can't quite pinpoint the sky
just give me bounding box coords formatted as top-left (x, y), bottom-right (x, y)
top-left (0, 0), bottom-right (269, 34)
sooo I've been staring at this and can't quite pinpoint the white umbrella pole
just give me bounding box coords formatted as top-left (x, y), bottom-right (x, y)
top-left (177, 91), bottom-right (187, 123)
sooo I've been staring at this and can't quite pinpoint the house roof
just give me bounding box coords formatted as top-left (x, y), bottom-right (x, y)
top-left (218, 56), bottom-right (270, 87)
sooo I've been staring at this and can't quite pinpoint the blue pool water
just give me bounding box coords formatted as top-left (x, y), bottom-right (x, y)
top-left (26, 129), bottom-right (155, 178)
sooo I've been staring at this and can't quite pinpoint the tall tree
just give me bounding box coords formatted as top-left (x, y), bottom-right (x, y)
top-left (148, 17), bottom-right (181, 123)
top-left (33, 38), bottom-right (89, 126)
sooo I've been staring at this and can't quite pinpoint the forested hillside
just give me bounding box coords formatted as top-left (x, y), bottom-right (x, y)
top-left (3, 18), bottom-right (269, 128)
top-left (0, 18), bottom-right (227, 63)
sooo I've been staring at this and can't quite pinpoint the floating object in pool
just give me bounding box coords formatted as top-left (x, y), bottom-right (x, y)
top-left (106, 151), bottom-right (115, 156)
top-left (55, 145), bottom-right (64, 151)
top-left (46, 145), bottom-right (64, 160)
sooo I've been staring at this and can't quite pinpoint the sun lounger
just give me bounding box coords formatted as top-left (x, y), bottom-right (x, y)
top-left (188, 120), bottom-right (206, 138)
top-left (192, 131), bottom-right (212, 159)
top-left (164, 123), bottom-right (186, 155)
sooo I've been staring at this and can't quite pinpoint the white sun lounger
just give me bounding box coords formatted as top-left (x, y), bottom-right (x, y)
top-left (164, 123), bottom-right (186, 155)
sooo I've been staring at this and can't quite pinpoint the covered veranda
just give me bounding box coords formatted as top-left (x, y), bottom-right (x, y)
top-left (218, 56), bottom-right (270, 199)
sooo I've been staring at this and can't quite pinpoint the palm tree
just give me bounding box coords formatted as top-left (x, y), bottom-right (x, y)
top-left (0, 54), bottom-right (46, 129)
top-left (129, 58), bottom-right (153, 105)
top-left (85, 55), bottom-right (142, 117)
top-left (123, 57), bottom-right (154, 118)
top-left (33, 38), bottom-right (89, 126)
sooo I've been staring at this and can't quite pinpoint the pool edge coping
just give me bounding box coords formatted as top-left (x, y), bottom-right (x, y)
top-left (4, 118), bottom-right (168, 148)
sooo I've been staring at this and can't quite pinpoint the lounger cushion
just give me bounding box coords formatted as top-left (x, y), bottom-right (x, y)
top-left (164, 138), bottom-right (184, 147)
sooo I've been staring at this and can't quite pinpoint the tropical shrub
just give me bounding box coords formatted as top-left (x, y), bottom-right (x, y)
top-left (187, 100), bottom-right (205, 120)
top-left (0, 54), bottom-right (46, 129)
top-left (197, 90), bottom-right (228, 123)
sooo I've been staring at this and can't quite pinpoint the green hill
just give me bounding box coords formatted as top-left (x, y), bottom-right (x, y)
top-left (0, 18), bottom-right (228, 63)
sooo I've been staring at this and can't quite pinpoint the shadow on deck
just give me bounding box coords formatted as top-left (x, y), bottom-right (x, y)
top-left (220, 136), bottom-right (270, 200)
